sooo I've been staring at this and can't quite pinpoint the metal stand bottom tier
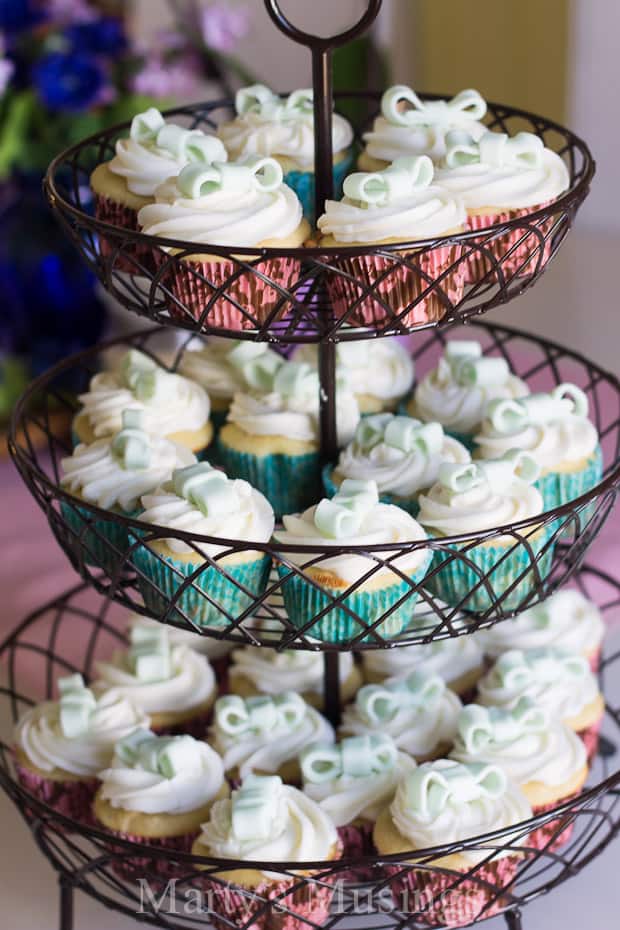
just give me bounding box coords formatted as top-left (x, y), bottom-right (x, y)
top-left (1, 562), bottom-right (619, 930)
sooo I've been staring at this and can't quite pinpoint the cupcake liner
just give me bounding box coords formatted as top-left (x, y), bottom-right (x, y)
top-left (324, 243), bottom-right (465, 329)
top-left (217, 439), bottom-right (321, 519)
top-left (387, 854), bottom-right (520, 928)
top-left (285, 151), bottom-right (354, 223)
top-left (528, 790), bottom-right (583, 852)
top-left (424, 526), bottom-right (555, 613)
top-left (133, 544), bottom-right (271, 631)
top-left (336, 822), bottom-right (377, 883)
top-left (276, 553), bottom-right (431, 645)
top-left (151, 708), bottom-right (213, 740)
top-left (322, 465), bottom-right (419, 516)
top-left (93, 192), bottom-right (154, 274)
top-left (60, 501), bottom-right (137, 575)
top-left (15, 761), bottom-right (98, 827)
top-left (100, 828), bottom-right (199, 882)
top-left (464, 203), bottom-right (554, 286)
top-left (578, 717), bottom-right (603, 763)
top-left (535, 446), bottom-right (604, 513)
top-left (589, 649), bottom-right (601, 675)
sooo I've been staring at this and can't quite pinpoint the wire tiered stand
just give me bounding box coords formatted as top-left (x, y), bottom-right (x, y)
top-left (3, 2), bottom-right (620, 929)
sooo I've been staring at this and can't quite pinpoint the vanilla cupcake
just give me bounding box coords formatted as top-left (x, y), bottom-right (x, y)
top-left (418, 454), bottom-right (553, 612)
top-left (217, 358), bottom-right (360, 517)
top-left (374, 760), bottom-right (532, 927)
top-left (73, 349), bottom-right (212, 455)
top-left (317, 155), bottom-right (466, 328)
top-left (228, 644), bottom-right (362, 710)
top-left (275, 479), bottom-right (430, 644)
top-left (137, 157), bottom-right (309, 332)
top-left (359, 86), bottom-right (488, 171)
top-left (132, 462), bottom-right (274, 631)
top-left (93, 623), bottom-right (216, 737)
top-left (217, 84), bottom-right (354, 219)
top-left (477, 648), bottom-right (605, 760)
top-left (94, 729), bottom-right (228, 878)
top-left (192, 774), bottom-right (342, 930)
top-left (209, 691), bottom-right (333, 783)
top-left (294, 336), bottom-right (415, 413)
top-left (14, 673), bottom-right (147, 824)
top-left (324, 414), bottom-right (470, 515)
top-left (450, 698), bottom-right (588, 850)
top-left (474, 384), bottom-right (603, 511)
top-left (406, 339), bottom-right (529, 447)
top-left (476, 589), bottom-right (605, 671)
top-left (301, 734), bottom-right (416, 857)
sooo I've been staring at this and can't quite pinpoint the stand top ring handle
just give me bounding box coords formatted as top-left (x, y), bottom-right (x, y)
top-left (264, 0), bottom-right (383, 51)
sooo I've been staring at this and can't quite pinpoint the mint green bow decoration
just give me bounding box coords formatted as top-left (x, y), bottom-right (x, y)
top-left (444, 130), bottom-right (544, 171)
top-left (343, 155), bottom-right (434, 207)
top-left (226, 342), bottom-right (284, 392)
top-left (438, 450), bottom-right (539, 494)
top-left (486, 383), bottom-right (589, 435)
top-left (235, 84), bottom-right (314, 120)
top-left (58, 673), bottom-right (97, 739)
top-left (231, 774), bottom-right (283, 841)
top-left (178, 156), bottom-right (283, 199)
top-left (493, 647), bottom-right (589, 691)
top-left (172, 463), bottom-right (237, 518)
top-left (314, 478), bottom-right (379, 539)
top-left (215, 692), bottom-right (307, 736)
top-left (128, 624), bottom-right (171, 683)
top-left (110, 409), bottom-right (152, 470)
top-left (456, 698), bottom-right (547, 755)
top-left (403, 760), bottom-right (507, 816)
top-left (356, 669), bottom-right (445, 725)
top-left (355, 414), bottom-right (444, 456)
top-left (382, 86), bottom-right (487, 128)
top-left (449, 354), bottom-right (510, 389)
top-left (130, 108), bottom-right (165, 144)
top-left (129, 108), bottom-right (227, 164)
top-left (120, 350), bottom-right (174, 404)
top-left (445, 340), bottom-right (483, 360)
top-left (115, 729), bottom-right (199, 778)
top-left (301, 733), bottom-right (398, 784)
top-left (355, 414), bottom-right (394, 451)
top-left (272, 360), bottom-right (318, 399)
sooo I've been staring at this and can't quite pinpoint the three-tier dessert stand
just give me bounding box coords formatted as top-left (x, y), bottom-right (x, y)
top-left (3, 3), bottom-right (620, 929)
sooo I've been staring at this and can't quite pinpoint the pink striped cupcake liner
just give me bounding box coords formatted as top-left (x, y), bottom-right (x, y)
top-left (15, 761), bottom-right (98, 827)
top-left (337, 822), bottom-right (375, 882)
top-left (93, 193), bottom-right (154, 274)
top-left (464, 203), bottom-right (554, 285)
top-left (528, 789), bottom-right (583, 853)
top-left (578, 717), bottom-right (603, 763)
top-left (99, 828), bottom-right (199, 882)
top-left (387, 854), bottom-right (520, 928)
top-left (324, 243), bottom-right (465, 329)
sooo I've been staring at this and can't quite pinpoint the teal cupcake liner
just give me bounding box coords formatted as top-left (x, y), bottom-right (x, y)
top-left (216, 437), bottom-right (321, 518)
top-left (132, 545), bottom-right (272, 630)
top-left (61, 501), bottom-right (139, 574)
top-left (321, 464), bottom-right (420, 517)
top-left (424, 525), bottom-right (555, 613)
top-left (535, 445), bottom-right (603, 511)
top-left (284, 150), bottom-right (354, 223)
top-left (276, 552), bottom-right (432, 645)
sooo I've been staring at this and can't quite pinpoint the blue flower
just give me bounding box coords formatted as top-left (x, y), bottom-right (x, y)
top-left (0, 0), bottom-right (44, 32)
top-left (32, 51), bottom-right (104, 112)
top-left (65, 17), bottom-right (126, 56)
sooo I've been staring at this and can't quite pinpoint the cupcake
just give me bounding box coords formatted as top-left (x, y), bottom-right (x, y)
top-left (477, 648), bottom-right (605, 760)
top-left (209, 691), bottom-right (333, 783)
top-left (126, 613), bottom-right (234, 685)
top-left (73, 348), bottom-right (213, 456)
top-left (406, 339), bottom-right (529, 448)
top-left (192, 774), bottom-right (342, 930)
top-left (13, 673), bottom-right (147, 824)
top-left (90, 107), bottom-right (227, 271)
top-left (359, 86), bottom-right (488, 172)
top-left (473, 384), bottom-right (603, 512)
top-left (317, 155), bottom-right (466, 328)
top-left (339, 670), bottom-right (462, 762)
top-left (228, 644), bottom-right (362, 710)
top-left (93, 623), bottom-right (216, 737)
top-left (324, 414), bottom-right (471, 515)
top-left (275, 479), bottom-right (431, 644)
top-left (217, 84), bottom-right (354, 220)
top-left (301, 733), bottom-right (416, 858)
top-left (61, 409), bottom-right (195, 571)
top-left (137, 157), bottom-right (310, 332)
top-left (94, 728), bottom-right (228, 879)
top-left (450, 699), bottom-right (588, 850)
top-left (476, 588), bottom-right (605, 672)
top-left (373, 759), bottom-right (532, 928)
top-left (435, 130), bottom-right (570, 280)
top-left (418, 454), bottom-right (554, 612)
top-left (294, 335), bottom-right (415, 413)
top-left (132, 462), bottom-right (274, 631)
top-left (217, 358), bottom-right (360, 518)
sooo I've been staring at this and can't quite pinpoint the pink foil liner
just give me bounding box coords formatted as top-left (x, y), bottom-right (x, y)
top-left (100, 828), bottom-right (199, 882)
top-left (464, 203), bottom-right (554, 284)
top-left (15, 761), bottom-right (98, 827)
top-left (151, 708), bottom-right (213, 740)
top-left (325, 244), bottom-right (465, 328)
top-left (387, 854), bottom-right (520, 928)
top-left (93, 193), bottom-right (154, 274)
top-left (528, 789), bottom-right (583, 852)
top-left (337, 822), bottom-right (375, 883)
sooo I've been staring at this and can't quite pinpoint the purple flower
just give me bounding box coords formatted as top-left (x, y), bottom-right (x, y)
top-left (46, 0), bottom-right (96, 23)
top-left (131, 51), bottom-right (202, 101)
top-left (65, 17), bottom-right (126, 56)
top-left (32, 51), bottom-right (105, 112)
top-left (201, 2), bottom-right (249, 53)
top-left (0, 0), bottom-right (44, 33)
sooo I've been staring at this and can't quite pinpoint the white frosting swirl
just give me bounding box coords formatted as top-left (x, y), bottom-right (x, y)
top-left (477, 589), bottom-right (605, 660)
top-left (93, 644), bottom-right (215, 715)
top-left (61, 437), bottom-right (194, 512)
top-left (294, 338), bottom-right (414, 404)
top-left (230, 647), bottom-right (354, 696)
top-left (361, 631), bottom-right (483, 687)
top-left (14, 692), bottom-right (148, 777)
top-left (475, 417), bottom-right (599, 471)
top-left (127, 614), bottom-right (233, 663)
top-left (99, 736), bottom-right (225, 815)
top-left (178, 338), bottom-right (246, 404)
top-left (418, 474), bottom-right (543, 537)
top-left (109, 136), bottom-right (226, 199)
